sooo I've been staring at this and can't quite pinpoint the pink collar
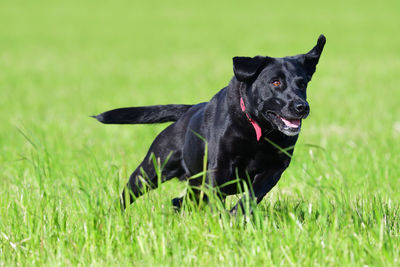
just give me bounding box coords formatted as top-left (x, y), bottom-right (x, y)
top-left (240, 97), bottom-right (262, 141)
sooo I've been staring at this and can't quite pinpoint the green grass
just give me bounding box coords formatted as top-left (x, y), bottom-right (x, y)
top-left (1, 0), bottom-right (400, 265)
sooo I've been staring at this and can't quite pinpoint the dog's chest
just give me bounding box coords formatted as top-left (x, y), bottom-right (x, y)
top-left (233, 144), bottom-right (289, 176)
top-left (215, 147), bottom-right (289, 195)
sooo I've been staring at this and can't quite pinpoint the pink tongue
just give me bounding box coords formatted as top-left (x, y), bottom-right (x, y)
top-left (280, 117), bottom-right (301, 128)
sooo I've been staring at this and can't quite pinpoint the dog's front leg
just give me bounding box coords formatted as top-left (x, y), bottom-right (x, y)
top-left (207, 160), bottom-right (233, 201)
top-left (230, 169), bottom-right (285, 215)
top-left (190, 151), bottom-right (234, 207)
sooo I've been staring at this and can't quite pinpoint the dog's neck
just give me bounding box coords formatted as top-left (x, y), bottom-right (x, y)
top-left (239, 97), bottom-right (262, 141)
top-left (226, 78), bottom-right (275, 141)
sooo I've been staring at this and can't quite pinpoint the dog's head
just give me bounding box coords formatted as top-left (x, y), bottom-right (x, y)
top-left (233, 35), bottom-right (326, 136)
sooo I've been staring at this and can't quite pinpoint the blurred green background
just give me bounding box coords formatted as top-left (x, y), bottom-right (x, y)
top-left (1, 0), bottom-right (400, 265)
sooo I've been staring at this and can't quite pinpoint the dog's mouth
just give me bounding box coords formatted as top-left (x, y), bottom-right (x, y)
top-left (267, 112), bottom-right (302, 136)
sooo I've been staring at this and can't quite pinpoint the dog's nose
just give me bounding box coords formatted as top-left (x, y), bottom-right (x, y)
top-left (293, 101), bottom-right (309, 116)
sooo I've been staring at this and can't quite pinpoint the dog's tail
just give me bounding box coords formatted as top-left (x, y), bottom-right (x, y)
top-left (92, 104), bottom-right (193, 124)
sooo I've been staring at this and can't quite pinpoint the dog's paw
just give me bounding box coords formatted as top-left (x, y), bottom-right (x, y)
top-left (172, 197), bottom-right (183, 211)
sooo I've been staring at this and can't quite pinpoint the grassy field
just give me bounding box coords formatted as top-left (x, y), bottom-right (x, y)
top-left (1, 0), bottom-right (400, 265)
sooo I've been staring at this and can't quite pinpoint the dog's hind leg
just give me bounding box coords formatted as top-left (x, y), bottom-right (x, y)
top-left (120, 154), bottom-right (183, 210)
top-left (120, 124), bottom-right (186, 210)
top-left (120, 149), bottom-right (184, 210)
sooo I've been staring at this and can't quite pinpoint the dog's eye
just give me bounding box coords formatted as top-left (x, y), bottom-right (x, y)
top-left (272, 80), bottom-right (281, 87)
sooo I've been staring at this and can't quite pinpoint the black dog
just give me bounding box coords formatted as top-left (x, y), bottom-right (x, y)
top-left (93, 35), bottom-right (326, 212)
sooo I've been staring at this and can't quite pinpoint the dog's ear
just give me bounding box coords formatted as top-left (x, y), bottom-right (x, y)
top-left (233, 56), bottom-right (266, 82)
top-left (300, 34), bottom-right (326, 80)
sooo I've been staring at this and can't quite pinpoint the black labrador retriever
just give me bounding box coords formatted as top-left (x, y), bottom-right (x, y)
top-left (93, 35), bottom-right (326, 212)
